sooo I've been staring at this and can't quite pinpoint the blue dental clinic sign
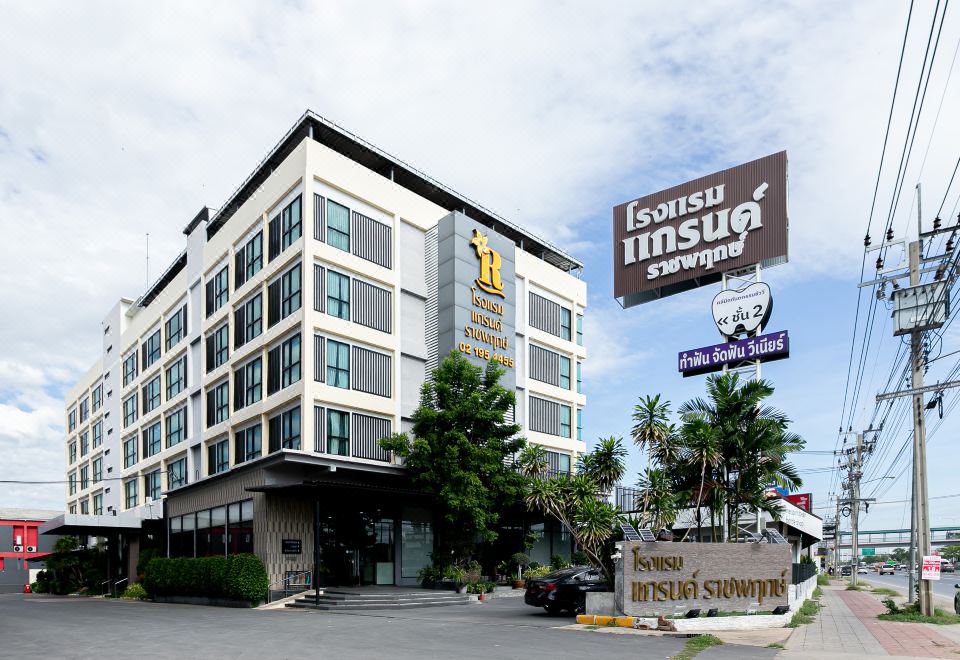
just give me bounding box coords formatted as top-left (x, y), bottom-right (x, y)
top-left (678, 331), bottom-right (789, 377)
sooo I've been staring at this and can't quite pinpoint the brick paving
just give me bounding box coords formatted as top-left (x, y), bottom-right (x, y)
top-left (834, 587), bottom-right (959, 658)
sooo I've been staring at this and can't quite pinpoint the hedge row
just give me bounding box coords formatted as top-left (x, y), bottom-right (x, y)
top-left (143, 554), bottom-right (269, 604)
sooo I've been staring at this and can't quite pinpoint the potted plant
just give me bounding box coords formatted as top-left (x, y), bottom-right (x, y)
top-left (417, 565), bottom-right (440, 590)
top-left (511, 553), bottom-right (530, 589)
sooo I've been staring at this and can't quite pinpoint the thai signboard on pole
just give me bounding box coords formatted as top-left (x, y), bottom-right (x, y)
top-left (613, 151), bottom-right (789, 307)
top-left (678, 331), bottom-right (789, 377)
top-left (922, 556), bottom-right (942, 581)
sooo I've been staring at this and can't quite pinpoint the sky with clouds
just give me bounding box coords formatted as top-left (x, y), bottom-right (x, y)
top-left (2, 2), bottom-right (960, 534)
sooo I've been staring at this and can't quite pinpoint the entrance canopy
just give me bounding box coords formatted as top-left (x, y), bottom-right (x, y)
top-left (39, 510), bottom-right (157, 536)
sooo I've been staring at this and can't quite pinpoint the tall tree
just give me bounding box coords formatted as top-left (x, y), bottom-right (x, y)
top-left (380, 351), bottom-right (526, 560)
top-left (679, 415), bottom-right (722, 541)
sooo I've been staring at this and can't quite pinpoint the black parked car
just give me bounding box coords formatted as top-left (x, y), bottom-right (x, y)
top-left (524, 567), bottom-right (609, 615)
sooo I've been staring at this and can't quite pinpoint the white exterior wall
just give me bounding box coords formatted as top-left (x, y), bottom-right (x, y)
top-left (64, 132), bottom-right (587, 515)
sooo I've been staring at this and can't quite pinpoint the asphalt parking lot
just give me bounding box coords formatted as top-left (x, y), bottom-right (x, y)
top-left (0, 592), bottom-right (775, 659)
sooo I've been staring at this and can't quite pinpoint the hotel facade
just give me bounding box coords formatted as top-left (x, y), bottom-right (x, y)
top-left (58, 112), bottom-right (586, 588)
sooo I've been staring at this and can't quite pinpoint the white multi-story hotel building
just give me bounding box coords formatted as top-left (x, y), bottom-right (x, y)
top-left (58, 111), bottom-right (586, 588)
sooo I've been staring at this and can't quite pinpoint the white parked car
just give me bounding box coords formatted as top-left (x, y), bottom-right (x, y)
top-left (857, 567), bottom-right (869, 574)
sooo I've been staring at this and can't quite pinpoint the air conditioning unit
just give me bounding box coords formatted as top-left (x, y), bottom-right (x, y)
top-left (13, 545), bottom-right (23, 552)
top-left (26, 546), bottom-right (37, 553)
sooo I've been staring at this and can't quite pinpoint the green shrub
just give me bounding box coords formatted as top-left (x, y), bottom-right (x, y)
top-left (525, 565), bottom-right (553, 579)
top-left (571, 551), bottom-right (589, 566)
top-left (816, 573), bottom-right (830, 586)
top-left (550, 554), bottom-right (570, 570)
top-left (143, 554), bottom-right (268, 604)
top-left (122, 583), bottom-right (148, 600)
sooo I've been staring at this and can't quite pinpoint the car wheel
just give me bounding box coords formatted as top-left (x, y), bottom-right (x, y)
top-left (572, 596), bottom-right (586, 616)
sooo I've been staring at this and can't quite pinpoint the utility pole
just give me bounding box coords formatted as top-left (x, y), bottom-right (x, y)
top-left (850, 434), bottom-right (863, 587)
top-left (909, 238), bottom-right (935, 616)
top-left (834, 497), bottom-right (841, 576)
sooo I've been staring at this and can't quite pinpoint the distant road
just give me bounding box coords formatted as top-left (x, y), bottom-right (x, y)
top-left (862, 571), bottom-right (958, 606)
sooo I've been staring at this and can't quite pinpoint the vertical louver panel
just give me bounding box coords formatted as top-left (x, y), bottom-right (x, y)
top-left (205, 389), bottom-right (215, 428)
top-left (529, 396), bottom-right (561, 436)
top-left (350, 211), bottom-right (393, 269)
top-left (314, 194), bottom-right (325, 241)
top-left (529, 344), bottom-right (560, 386)
top-left (267, 345), bottom-right (281, 395)
top-left (268, 215), bottom-right (281, 261)
top-left (351, 413), bottom-right (391, 462)
top-left (314, 405), bottom-right (325, 453)
top-left (351, 345), bottom-right (392, 398)
top-left (267, 279), bottom-right (281, 327)
top-left (268, 414), bottom-right (281, 453)
top-left (205, 334), bottom-right (215, 372)
top-left (529, 292), bottom-right (563, 337)
top-left (352, 279), bottom-right (392, 333)
top-left (205, 280), bottom-right (215, 317)
top-left (233, 365), bottom-right (245, 411)
top-left (234, 249), bottom-right (244, 289)
top-left (424, 227), bottom-right (439, 374)
top-left (313, 264), bottom-right (325, 313)
top-left (314, 334), bottom-right (325, 382)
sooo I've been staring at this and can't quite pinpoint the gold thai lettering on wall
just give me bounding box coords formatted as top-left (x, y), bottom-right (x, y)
top-left (458, 229), bottom-right (515, 368)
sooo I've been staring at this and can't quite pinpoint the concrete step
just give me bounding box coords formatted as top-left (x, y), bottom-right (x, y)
top-left (286, 596), bottom-right (472, 611)
top-left (320, 590), bottom-right (465, 601)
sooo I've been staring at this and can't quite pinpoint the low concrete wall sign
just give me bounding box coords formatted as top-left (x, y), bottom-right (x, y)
top-left (619, 542), bottom-right (792, 615)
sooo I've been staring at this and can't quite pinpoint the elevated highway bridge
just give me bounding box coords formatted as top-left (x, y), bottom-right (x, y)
top-left (836, 526), bottom-right (960, 550)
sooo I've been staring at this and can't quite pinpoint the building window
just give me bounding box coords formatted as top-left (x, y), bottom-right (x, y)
top-left (206, 265), bottom-right (229, 317)
top-left (69, 504), bottom-right (76, 514)
top-left (234, 357), bottom-right (262, 410)
top-left (268, 334), bottom-right (301, 395)
top-left (560, 308), bottom-right (572, 342)
top-left (560, 404), bottom-right (572, 439)
top-left (236, 230), bottom-right (263, 288)
top-left (327, 409), bottom-right (349, 456)
top-left (559, 356), bottom-right (571, 390)
top-left (206, 381), bottom-right (229, 428)
top-left (123, 436), bottom-right (137, 469)
top-left (166, 406), bottom-right (187, 448)
top-left (79, 398), bottom-right (90, 424)
top-left (80, 431), bottom-right (89, 457)
top-left (92, 420), bottom-right (102, 448)
top-left (80, 499), bottom-right (89, 515)
top-left (576, 409), bottom-right (583, 441)
top-left (268, 196), bottom-right (302, 260)
top-left (69, 441), bottom-right (77, 464)
top-left (93, 457), bottom-right (102, 484)
top-left (166, 356), bottom-right (187, 400)
top-left (326, 199), bottom-right (350, 252)
top-left (235, 424), bottom-right (262, 464)
top-left (122, 394), bottom-right (137, 427)
top-left (326, 270), bottom-right (350, 320)
top-left (68, 408), bottom-right (77, 432)
top-left (165, 305), bottom-right (187, 351)
top-left (206, 323), bottom-right (229, 372)
top-left (281, 264), bottom-right (302, 319)
top-left (93, 493), bottom-right (103, 515)
top-left (144, 470), bottom-right (161, 502)
top-left (143, 421), bottom-right (161, 459)
top-left (80, 465), bottom-right (89, 490)
top-left (168, 456), bottom-right (187, 490)
top-left (143, 329), bottom-right (162, 369)
top-left (123, 352), bottom-right (137, 387)
top-left (234, 293), bottom-right (262, 348)
top-left (576, 313), bottom-right (583, 346)
top-left (124, 479), bottom-right (138, 509)
top-left (92, 384), bottom-right (103, 411)
top-left (143, 374), bottom-right (161, 414)
top-left (68, 472), bottom-right (77, 495)
top-left (269, 407), bottom-right (301, 453)
top-left (208, 438), bottom-right (229, 475)
top-left (327, 339), bottom-right (349, 389)
top-left (576, 362), bottom-right (582, 394)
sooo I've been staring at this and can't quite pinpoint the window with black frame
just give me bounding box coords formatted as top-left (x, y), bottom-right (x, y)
top-left (168, 456), bottom-right (187, 490)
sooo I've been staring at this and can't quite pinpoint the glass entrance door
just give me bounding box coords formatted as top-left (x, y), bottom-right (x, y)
top-left (316, 504), bottom-right (395, 586)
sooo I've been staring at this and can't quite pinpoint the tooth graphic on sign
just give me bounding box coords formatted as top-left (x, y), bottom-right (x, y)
top-left (711, 282), bottom-right (772, 339)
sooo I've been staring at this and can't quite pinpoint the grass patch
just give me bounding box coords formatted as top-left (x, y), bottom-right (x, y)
top-left (766, 642), bottom-right (786, 649)
top-left (813, 586), bottom-right (823, 599)
top-left (817, 573), bottom-right (831, 586)
top-left (870, 587), bottom-right (899, 597)
top-left (845, 582), bottom-right (864, 591)
top-left (786, 599), bottom-right (820, 628)
top-left (671, 635), bottom-right (724, 660)
top-left (879, 598), bottom-right (960, 625)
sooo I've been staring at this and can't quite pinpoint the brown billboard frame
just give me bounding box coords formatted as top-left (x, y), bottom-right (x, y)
top-left (613, 151), bottom-right (789, 307)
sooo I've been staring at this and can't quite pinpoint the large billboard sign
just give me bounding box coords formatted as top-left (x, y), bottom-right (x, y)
top-left (613, 151), bottom-right (789, 307)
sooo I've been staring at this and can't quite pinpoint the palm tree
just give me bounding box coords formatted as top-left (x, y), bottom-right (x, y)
top-left (517, 444), bottom-right (549, 478)
top-left (678, 416), bottom-right (722, 541)
top-left (631, 395), bottom-right (671, 464)
top-left (578, 436), bottom-right (627, 495)
top-left (635, 467), bottom-right (679, 531)
top-left (678, 373), bottom-right (804, 541)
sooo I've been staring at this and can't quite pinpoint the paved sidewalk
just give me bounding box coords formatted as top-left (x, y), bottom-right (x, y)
top-left (781, 584), bottom-right (960, 659)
